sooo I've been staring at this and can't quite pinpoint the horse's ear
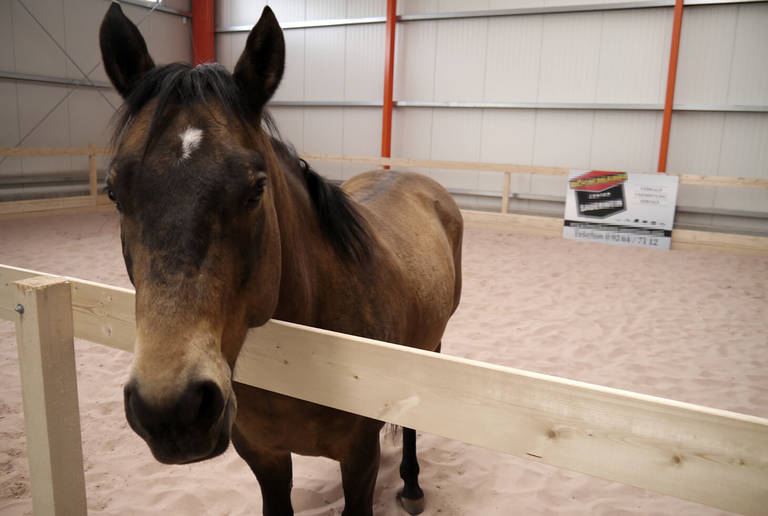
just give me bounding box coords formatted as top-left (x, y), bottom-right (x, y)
top-left (99, 3), bottom-right (155, 98)
top-left (233, 6), bottom-right (285, 113)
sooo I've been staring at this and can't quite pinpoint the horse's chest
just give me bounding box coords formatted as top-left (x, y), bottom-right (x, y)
top-left (233, 383), bottom-right (381, 459)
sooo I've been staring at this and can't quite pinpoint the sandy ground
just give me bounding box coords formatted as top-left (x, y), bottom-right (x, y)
top-left (0, 210), bottom-right (766, 515)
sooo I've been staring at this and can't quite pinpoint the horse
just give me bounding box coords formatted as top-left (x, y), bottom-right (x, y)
top-left (99, 5), bottom-right (462, 515)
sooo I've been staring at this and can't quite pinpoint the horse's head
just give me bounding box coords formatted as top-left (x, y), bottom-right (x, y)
top-left (100, 4), bottom-right (285, 464)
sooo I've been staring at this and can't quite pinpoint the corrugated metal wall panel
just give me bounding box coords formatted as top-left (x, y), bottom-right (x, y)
top-left (346, 0), bottom-right (385, 18)
top-left (0, 82), bottom-right (22, 176)
top-left (272, 30), bottom-right (306, 101)
top-left (595, 9), bottom-right (670, 104)
top-left (484, 16), bottom-right (543, 103)
top-left (305, 0), bottom-right (346, 19)
top-left (304, 27), bottom-right (346, 101)
top-left (394, 21), bottom-right (438, 101)
top-left (431, 109), bottom-right (483, 190)
top-left (728, 3), bottom-right (768, 106)
top-left (12, 0), bottom-right (67, 77)
top-left (303, 108), bottom-right (343, 179)
top-left (269, 106), bottom-right (305, 149)
top-left (392, 108), bottom-right (433, 158)
top-left (667, 112), bottom-right (724, 176)
top-left (344, 24), bottom-right (385, 101)
top-left (0, 0), bottom-right (14, 72)
top-left (533, 110), bottom-right (594, 168)
top-left (267, 0), bottom-right (307, 23)
top-left (63, 0), bottom-right (111, 82)
top-left (675, 5), bottom-right (737, 106)
top-left (479, 109), bottom-right (537, 195)
top-left (231, 0), bottom-right (266, 26)
top-left (17, 84), bottom-right (71, 174)
top-left (342, 108), bottom-right (381, 178)
top-left (718, 113), bottom-right (768, 179)
top-left (590, 110), bottom-right (661, 172)
top-left (538, 12), bottom-right (602, 103)
top-left (434, 19), bottom-right (489, 102)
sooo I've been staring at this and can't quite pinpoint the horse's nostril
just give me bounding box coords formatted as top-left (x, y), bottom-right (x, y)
top-left (179, 380), bottom-right (224, 428)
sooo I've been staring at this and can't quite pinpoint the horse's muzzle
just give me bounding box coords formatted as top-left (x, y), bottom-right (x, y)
top-left (124, 379), bottom-right (234, 464)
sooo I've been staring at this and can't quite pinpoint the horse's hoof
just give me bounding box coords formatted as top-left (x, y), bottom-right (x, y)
top-left (397, 490), bottom-right (425, 515)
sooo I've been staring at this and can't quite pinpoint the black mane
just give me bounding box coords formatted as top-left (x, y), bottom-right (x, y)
top-left (112, 62), bottom-right (372, 263)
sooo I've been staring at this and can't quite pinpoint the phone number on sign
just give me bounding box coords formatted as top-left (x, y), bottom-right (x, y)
top-left (573, 229), bottom-right (663, 247)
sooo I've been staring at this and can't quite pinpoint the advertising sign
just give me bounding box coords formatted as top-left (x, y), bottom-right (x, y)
top-left (563, 170), bottom-right (679, 250)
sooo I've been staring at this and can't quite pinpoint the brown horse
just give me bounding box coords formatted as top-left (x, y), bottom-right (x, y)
top-left (99, 5), bottom-right (462, 515)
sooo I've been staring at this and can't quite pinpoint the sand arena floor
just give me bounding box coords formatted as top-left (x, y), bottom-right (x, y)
top-left (1, 210), bottom-right (766, 515)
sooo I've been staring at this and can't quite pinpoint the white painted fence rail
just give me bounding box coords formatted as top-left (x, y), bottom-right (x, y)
top-left (1, 264), bottom-right (767, 516)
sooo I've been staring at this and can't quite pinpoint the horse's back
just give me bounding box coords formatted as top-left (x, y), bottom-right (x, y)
top-left (342, 170), bottom-right (463, 348)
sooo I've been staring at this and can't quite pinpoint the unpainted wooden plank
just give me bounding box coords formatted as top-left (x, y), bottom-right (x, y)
top-left (14, 276), bottom-right (86, 516)
top-left (235, 320), bottom-right (768, 516)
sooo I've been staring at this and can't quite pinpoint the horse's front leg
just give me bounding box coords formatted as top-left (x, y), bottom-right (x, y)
top-left (340, 427), bottom-right (381, 516)
top-left (232, 427), bottom-right (293, 516)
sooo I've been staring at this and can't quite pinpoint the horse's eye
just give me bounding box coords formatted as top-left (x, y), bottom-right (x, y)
top-left (245, 175), bottom-right (267, 209)
top-left (107, 188), bottom-right (117, 202)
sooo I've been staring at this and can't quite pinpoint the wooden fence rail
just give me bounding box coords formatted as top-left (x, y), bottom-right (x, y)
top-left (1, 264), bottom-right (767, 516)
top-left (2, 147), bottom-right (768, 220)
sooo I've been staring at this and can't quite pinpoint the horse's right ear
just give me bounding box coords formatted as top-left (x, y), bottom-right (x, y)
top-left (99, 3), bottom-right (155, 98)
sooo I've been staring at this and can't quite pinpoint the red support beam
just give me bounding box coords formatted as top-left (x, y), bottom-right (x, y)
top-left (657, 0), bottom-right (684, 173)
top-left (192, 0), bottom-right (215, 65)
top-left (381, 0), bottom-right (397, 166)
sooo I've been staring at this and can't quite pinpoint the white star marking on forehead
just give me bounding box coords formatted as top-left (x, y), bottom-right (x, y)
top-left (179, 126), bottom-right (203, 161)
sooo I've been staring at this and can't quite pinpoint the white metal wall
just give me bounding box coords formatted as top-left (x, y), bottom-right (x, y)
top-left (0, 0), bottom-right (192, 186)
top-left (217, 0), bottom-right (768, 231)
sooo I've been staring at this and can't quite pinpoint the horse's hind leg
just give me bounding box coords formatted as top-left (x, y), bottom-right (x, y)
top-left (232, 429), bottom-right (293, 516)
top-left (397, 427), bottom-right (425, 514)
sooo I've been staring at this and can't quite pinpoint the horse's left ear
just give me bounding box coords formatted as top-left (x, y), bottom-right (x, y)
top-left (233, 6), bottom-right (285, 113)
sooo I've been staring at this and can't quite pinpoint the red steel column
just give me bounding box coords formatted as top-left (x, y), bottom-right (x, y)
top-left (192, 0), bottom-right (215, 65)
top-left (657, 0), bottom-right (684, 172)
top-left (381, 0), bottom-right (397, 164)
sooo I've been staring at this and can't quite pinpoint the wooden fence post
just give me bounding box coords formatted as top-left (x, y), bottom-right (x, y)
top-left (14, 276), bottom-right (87, 516)
top-left (501, 171), bottom-right (511, 214)
top-left (88, 143), bottom-right (98, 199)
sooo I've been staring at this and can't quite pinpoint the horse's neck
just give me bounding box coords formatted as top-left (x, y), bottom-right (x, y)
top-left (267, 154), bottom-right (331, 325)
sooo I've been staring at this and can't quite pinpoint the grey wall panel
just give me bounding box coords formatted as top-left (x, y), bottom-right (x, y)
top-left (341, 108), bottom-right (381, 179)
top-left (231, 0), bottom-right (267, 27)
top-left (714, 187), bottom-right (768, 216)
top-left (146, 12), bottom-right (193, 66)
top-left (17, 84), bottom-right (71, 174)
top-left (718, 113), bottom-right (768, 179)
top-left (728, 3), bottom-right (768, 106)
top-left (430, 108), bottom-right (482, 190)
top-left (12, 0), bottom-right (66, 77)
top-left (532, 110), bottom-right (594, 168)
top-left (675, 5), bottom-right (737, 106)
top-left (394, 21), bottom-right (438, 101)
top-left (397, 0), bottom-right (437, 15)
top-left (63, 0), bottom-right (110, 83)
top-left (344, 24), bottom-right (385, 102)
top-left (214, 33), bottom-right (233, 71)
top-left (268, 106), bottom-right (305, 149)
top-left (0, 0), bottom-right (16, 72)
top-left (305, 0), bottom-right (346, 19)
top-left (667, 112), bottom-right (724, 176)
top-left (0, 82), bottom-right (21, 176)
top-left (538, 12), bottom-right (602, 103)
top-left (595, 9), bottom-right (670, 104)
top-left (67, 89), bottom-right (116, 147)
top-left (273, 30), bottom-right (306, 101)
top-left (392, 107), bottom-right (433, 158)
top-left (304, 27), bottom-right (346, 101)
top-left (303, 108), bottom-right (343, 179)
top-left (590, 110), bottom-right (661, 172)
top-left (216, 0), bottom-right (231, 27)
top-left (479, 109), bottom-right (536, 194)
top-left (346, 0), bottom-right (386, 18)
top-left (433, 18), bottom-right (488, 102)
top-left (483, 15), bottom-right (543, 103)
top-left (267, 0), bottom-right (307, 23)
